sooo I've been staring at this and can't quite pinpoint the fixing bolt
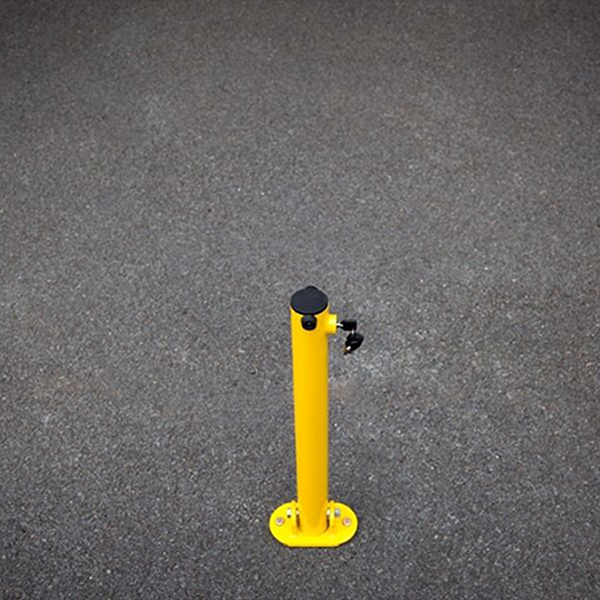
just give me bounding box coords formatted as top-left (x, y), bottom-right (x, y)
top-left (342, 517), bottom-right (352, 527)
top-left (275, 517), bottom-right (285, 526)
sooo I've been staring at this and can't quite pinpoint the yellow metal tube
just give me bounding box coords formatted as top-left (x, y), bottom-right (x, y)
top-left (269, 286), bottom-right (358, 547)
top-left (290, 304), bottom-right (338, 535)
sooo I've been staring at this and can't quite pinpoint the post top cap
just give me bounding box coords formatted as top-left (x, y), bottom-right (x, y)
top-left (290, 286), bottom-right (329, 316)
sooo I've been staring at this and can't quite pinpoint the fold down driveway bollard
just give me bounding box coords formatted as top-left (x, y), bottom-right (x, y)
top-left (270, 286), bottom-right (363, 547)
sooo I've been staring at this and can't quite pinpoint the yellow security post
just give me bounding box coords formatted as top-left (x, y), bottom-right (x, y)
top-left (270, 286), bottom-right (363, 547)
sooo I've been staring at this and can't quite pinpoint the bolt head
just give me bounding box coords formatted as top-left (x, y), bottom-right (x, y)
top-left (275, 517), bottom-right (285, 526)
top-left (342, 517), bottom-right (352, 527)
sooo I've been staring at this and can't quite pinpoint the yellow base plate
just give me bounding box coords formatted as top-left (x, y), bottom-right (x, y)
top-left (269, 501), bottom-right (358, 547)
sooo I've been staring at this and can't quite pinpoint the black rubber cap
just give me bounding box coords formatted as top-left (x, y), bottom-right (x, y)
top-left (290, 286), bottom-right (329, 316)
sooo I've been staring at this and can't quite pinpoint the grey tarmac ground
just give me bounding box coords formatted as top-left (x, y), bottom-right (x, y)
top-left (1, 1), bottom-right (599, 598)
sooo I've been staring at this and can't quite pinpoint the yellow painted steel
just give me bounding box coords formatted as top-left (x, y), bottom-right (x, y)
top-left (269, 299), bottom-right (358, 547)
top-left (269, 500), bottom-right (358, 547)
top-left (291, 305), bottom-right (337, 535)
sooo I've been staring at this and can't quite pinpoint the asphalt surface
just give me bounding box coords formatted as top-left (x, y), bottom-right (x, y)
top-left (1, 1), bottom-right (600, 598)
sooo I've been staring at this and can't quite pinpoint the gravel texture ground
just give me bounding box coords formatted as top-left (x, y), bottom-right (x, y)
top-left (1, 1), bottom-right (599, 598)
